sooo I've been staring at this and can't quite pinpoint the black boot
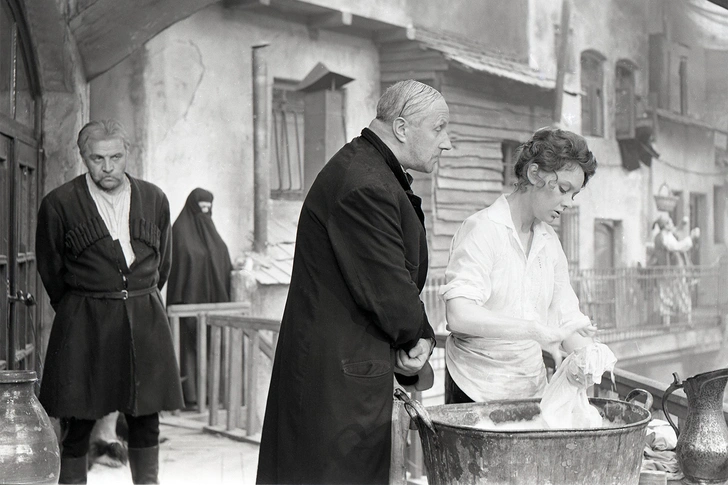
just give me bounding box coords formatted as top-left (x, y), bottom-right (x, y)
top-left (59, 455), bottom-right (87, 484)
top-left (128, 445), bottom-right (160, 484)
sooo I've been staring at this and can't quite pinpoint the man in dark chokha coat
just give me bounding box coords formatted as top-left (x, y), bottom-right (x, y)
top-left (36, 119), bottom-right (183, 484)
top-left (256, 80), bottom-right (452, 484)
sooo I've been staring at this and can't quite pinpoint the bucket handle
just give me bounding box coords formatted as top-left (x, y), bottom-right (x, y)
top-left (625, 388), bottom-right (654, 411)
top-left (394, 388), bottom-right (435, 432)
top-left (662, 372), bottom-right (683, 437)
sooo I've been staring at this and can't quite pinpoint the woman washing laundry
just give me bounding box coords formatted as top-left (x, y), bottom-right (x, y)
top-left (440, 127), bottom-right (613, 409)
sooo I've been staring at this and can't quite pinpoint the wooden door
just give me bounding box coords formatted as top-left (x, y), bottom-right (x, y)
top-left (0, 0), bottom-right (41, 371)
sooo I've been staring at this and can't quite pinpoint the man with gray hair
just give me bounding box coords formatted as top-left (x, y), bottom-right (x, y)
top-left (257, 80), bottom-right (452, 484)
top-left (36, 119), bottom-right (183, 484)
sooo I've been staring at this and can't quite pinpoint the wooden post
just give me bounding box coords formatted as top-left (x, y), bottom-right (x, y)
top-left (553, 0), bottom-right (571, 125)
top-left (227, 328), bottom-right (244, 431)
top-left (170, 315), bottom-right (180, 364)
top-left (209, 326), bottom-right (222, 427)
top-left (196, 313), bottom-right (208, 414)
top-left (390, 397), bottom-right (410, 485)
top-left (223, 327), bottom-right (231, 410)
top-left (407, 390), bottom-right (425, 479)
top-left (245, 330), bottom-right (261, 435)
top-left (252, 43), bottom-right (270, 253)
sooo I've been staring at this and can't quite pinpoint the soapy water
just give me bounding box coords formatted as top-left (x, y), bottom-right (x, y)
top-left (472, 412), bottom-right (628, 431)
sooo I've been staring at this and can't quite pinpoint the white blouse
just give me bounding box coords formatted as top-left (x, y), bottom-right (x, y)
top-left (439, 194), bottom-right (586, 402)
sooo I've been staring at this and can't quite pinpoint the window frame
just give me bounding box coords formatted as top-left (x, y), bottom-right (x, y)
top-left (580, 50), bottom-right (606, 138)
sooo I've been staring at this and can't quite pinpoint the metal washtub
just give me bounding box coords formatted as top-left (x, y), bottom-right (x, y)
top-left (396, 388), bottom-right (652, 485)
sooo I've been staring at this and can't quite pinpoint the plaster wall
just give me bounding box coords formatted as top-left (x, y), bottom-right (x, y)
top-left (31, 1), bottom-right (90, 196)
top-left (89, 52), bottom-right (145, 179)
top-left (412, 0), bottom-right (529, 62)
top-left (573, 142), bottom-right (647, 268)
top-left (90, 4), bottom-right (381, 263)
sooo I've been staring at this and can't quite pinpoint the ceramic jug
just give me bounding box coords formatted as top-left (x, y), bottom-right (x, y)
top-left (662, 368), bottom-right (728, 485)
top-left (0, 370), bottom-right (60, 484)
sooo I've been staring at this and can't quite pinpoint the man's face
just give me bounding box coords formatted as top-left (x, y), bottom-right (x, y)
top-left (401, 97), bottom-right (452, 174)
top-left (83, 137), bottom-right (127, 194)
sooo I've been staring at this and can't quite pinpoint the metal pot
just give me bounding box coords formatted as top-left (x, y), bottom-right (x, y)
top-left (396, 388), bottom-right (652, 485)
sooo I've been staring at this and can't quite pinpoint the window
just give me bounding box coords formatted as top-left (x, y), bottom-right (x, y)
top-left (615, 61), bottom-right (635, 139)
top-left (558, 207), bottom-right (580, 270)
top-left (715, 185), bottom-right (726, 244)
top-left (501, 140), bottom-right (520, 193)
top-left (270, 81), bottom-right (305, 199)
top-left (679, 56), bottom-right (688, 116)
top-left (580, 51), bottom-right (605, 137)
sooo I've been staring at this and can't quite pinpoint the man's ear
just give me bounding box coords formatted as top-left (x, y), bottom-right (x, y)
top-left (392, 117), bottom-right (407, 143)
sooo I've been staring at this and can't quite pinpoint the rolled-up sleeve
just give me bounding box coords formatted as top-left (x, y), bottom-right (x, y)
top-left (439, 217), bottom-right (496, 306)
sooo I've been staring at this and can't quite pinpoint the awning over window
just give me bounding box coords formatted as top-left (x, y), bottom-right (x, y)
top-left (618, 138), bottom-right (659, 171)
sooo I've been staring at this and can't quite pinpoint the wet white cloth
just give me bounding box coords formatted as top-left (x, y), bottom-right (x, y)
top-left (645, 419), bottom-right (678, 451)
top-left (440, 194), bottom-right (588, 402)
top-left (86, 173), bottom-right (135, 267)
top-left (540, 343), bottom-right (617, 428)
top-left (642, 419), bottom-right (682, 480)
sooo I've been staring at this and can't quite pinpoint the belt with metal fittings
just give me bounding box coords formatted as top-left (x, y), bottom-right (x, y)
top-left (70, 286), bottom-right (157, 300)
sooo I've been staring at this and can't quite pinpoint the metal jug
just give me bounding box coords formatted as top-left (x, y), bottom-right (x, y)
top-left (662, 368), bottom-right (728, 484)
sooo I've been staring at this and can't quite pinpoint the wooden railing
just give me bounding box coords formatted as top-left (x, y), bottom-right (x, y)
top-left (204, 314), bottom-right (280, 442)
top-left (167, 302), bottom-right (251, 414)
top-left (421, 260), bottom-right (728, 343)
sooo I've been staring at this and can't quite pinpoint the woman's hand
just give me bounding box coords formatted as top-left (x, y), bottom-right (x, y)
top-left (533, 317), bottom-right (595, 367)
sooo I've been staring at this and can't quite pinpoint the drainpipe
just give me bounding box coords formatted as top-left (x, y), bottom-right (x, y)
top-left (553, 0), bottom-right (570, 125)
top-left (252, 44), bottom-right (270, 254)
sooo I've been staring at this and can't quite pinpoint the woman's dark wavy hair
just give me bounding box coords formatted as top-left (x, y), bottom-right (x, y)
top-left (512, 127), bottom-right (597, 191)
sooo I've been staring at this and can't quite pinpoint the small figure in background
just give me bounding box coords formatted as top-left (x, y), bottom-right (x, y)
top-left (166, 188), bottom-right (233, 408)
top-left (650, 214), bottom-right (700, 325)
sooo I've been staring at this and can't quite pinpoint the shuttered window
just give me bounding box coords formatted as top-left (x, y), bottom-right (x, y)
top-left (581, 51), bottom-right (605, 137)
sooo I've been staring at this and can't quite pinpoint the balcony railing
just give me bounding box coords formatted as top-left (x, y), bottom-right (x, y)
top-left (422, 258), bottom-right (728, 340)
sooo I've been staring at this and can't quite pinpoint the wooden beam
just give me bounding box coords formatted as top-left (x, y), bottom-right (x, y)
top-left (308, 10), bottom-right (352, 30)
top-left (222, 0), bottom-right (271, 10)
top-left (375, 25), bottom-right (416, 44)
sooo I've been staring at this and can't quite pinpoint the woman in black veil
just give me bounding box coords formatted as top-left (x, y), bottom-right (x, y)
top-left (167, 188), bottom-right (233, 406)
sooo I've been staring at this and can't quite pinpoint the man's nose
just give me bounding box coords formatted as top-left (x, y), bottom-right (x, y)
top-left (102, 158), bottom-right (113, 172)
top-left (440, 132), bottom-right (453, 151)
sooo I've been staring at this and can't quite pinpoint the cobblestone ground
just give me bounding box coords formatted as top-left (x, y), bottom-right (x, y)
top-left (87, 412), bottom-right (260, 484)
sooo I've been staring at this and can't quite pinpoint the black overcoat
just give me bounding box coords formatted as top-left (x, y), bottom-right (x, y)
top-left (36, 174), bottom-right (184, 419)
top-left (256, 128), bottom-right (434, 484)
